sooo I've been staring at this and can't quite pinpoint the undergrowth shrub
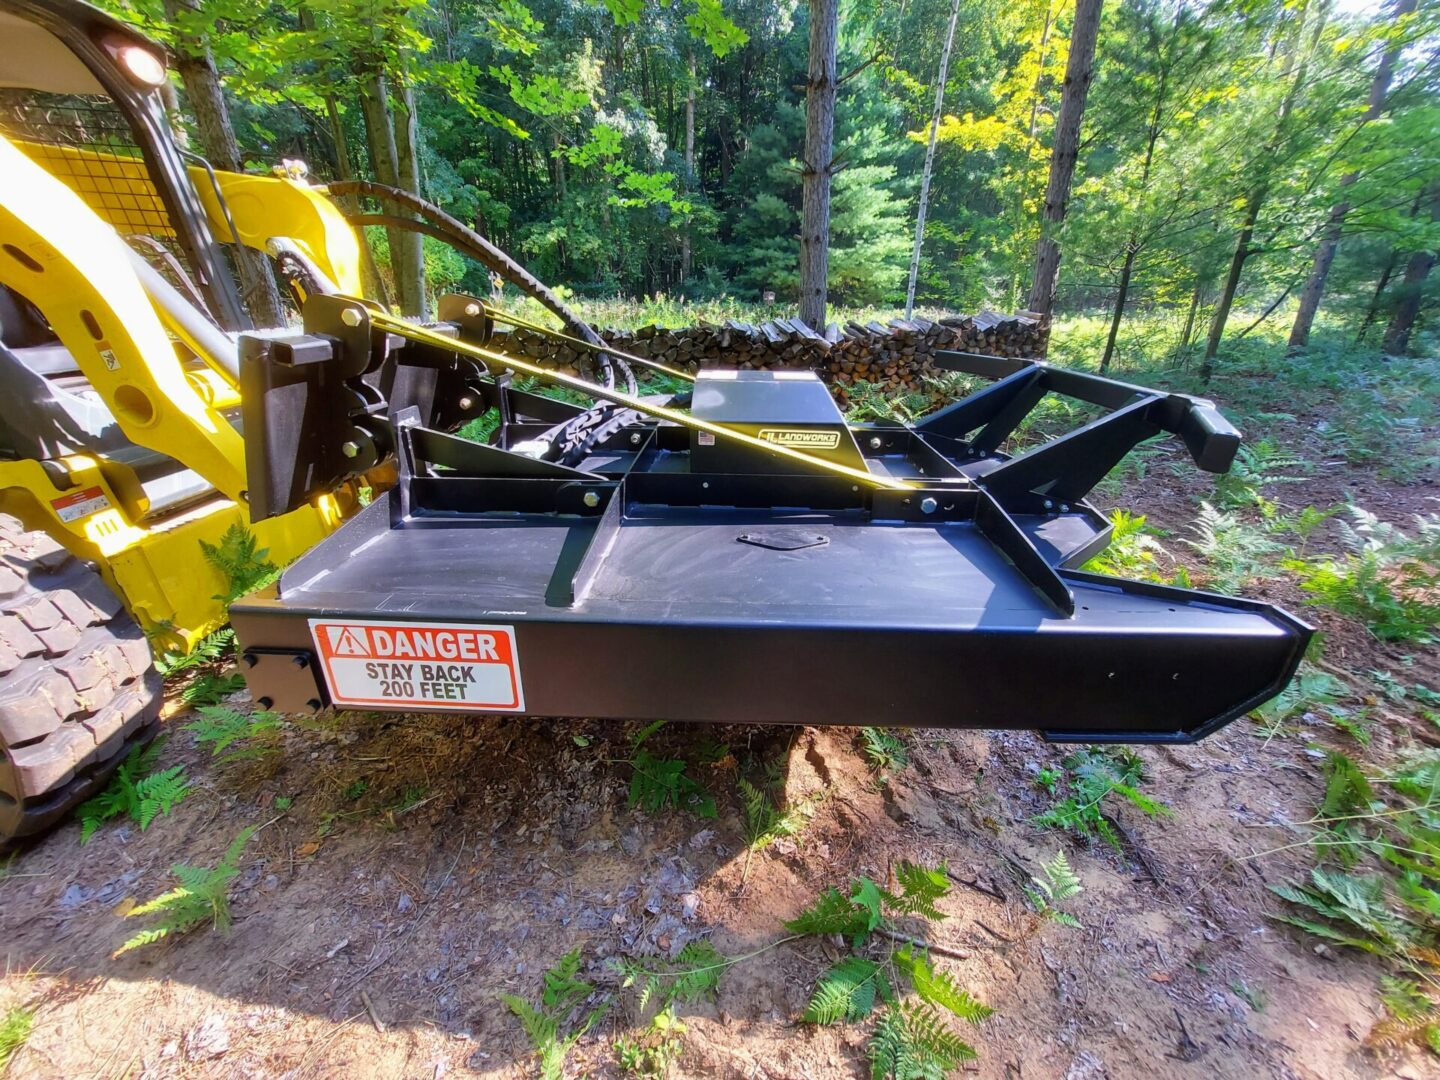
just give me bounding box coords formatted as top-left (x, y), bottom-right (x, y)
top-left (1033, 748), bottom-right (1171, 851)
top-left (76, 740), bottom-right (189, 842)
top-left (1288, 508), bottom-right (1440, 643)
top-left (501, 948), bottom-right (609, 1080)
top-left (787, 863), bottom-right (993, 1077)
top-left (114, 827), bottom-right (255, 957)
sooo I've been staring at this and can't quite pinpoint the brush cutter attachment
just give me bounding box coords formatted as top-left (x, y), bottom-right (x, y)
top-left (229, 294), bottom-right (1309, 743)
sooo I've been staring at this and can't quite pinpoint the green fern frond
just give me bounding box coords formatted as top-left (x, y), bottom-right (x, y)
top-left (542, 946), bottom-right (592, 1010)
top-left (869, 1001), bottom-right (978, 1079)
top-left (859, 728), bottom-right (909, 777)
top-left (628, 750), bottom-right (717, 818)
top-left (77, 740), bottom-right (189, 842)
top-left (897, 950), bottom-right (992, 1024)
top-left (1039, 851), bottom-right (1082, 902)
top-left (784, 886), bottom-right (875, 945)
top-left (885, 861), bottom-right (950, 921)
top-left (199, 523), bottom-right (278, 605)
top-left (670, 940), bottom-right (727, 1003)
top-left (903, 1002), bottom-right (979, 1067)
top-left (804, 957), bottom-right (889, 1024)
top-left (134, 766), bottom-right (190, 830)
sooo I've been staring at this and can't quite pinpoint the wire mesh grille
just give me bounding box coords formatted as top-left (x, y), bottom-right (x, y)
top-left (0, 87), bottom-right (175, 237)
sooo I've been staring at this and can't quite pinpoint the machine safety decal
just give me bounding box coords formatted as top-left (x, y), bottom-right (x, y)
top-left (309, 619), bottom-right (525, 711)
top-left (51, 486), bottom-right (111, 523)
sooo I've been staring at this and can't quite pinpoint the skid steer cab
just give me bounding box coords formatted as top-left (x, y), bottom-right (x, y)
top-left (0, 0), bottom-right (387, 847)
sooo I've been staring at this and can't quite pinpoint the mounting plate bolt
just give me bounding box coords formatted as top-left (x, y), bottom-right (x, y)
top-left (582, 491), bottom-right (600, 508)
top-left (464, 302), bottom-right (481, 317)
top-left (241, 651), bottom-right (258, 668)
top-left (459, 396), bottom-right (475, 410)
top-left (257, 696), bottom-right (274, 710)
top-left (630, 432), bottom-right (642, 445)
top-left (291, 654), bottom-right (309, 669)
top-left (920, 497), bottom-right (937, 514)
top-left (868, 436), bottom-right (883, 450)
top-left (341, 440), bottom-right (360, 458)
top-left (306, 698), bottom-right (323, 711)
top-left (1043, 499), bottom-right (1054, 511)
top-left (340, 307), bottom-right (363, 327)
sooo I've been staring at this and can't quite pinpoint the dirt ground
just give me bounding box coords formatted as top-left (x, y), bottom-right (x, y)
top-left (2, 423), bottom-right (1437, 1080)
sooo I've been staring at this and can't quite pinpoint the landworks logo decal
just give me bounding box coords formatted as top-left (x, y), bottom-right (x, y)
top-left (756, 429), bottom-right (842, 450)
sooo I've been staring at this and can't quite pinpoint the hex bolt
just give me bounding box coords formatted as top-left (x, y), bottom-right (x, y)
top-left (257, 696), bottom-right (274, 710)
top-left (868, 436), bottom-right (883, 450)
top-left (582, 491), bottom-right (600, 508)
top-left (242, 651), bottom-right (258, 668)
top-left (464, 302), bottom-right (481, 317)
top-left (459, 396), bottom-right (475, 410)
top-left (291, 654), bottom-right (309, 669)
top-left (341, 440), bottom-right (360, 458)
top-left (1059, 503), bottom-right (1070, 513)
top-left (340, 307), bottom-right (363, 327)
top-left (1043, 499), bottom-right (1054, 511)
top-left (920, 497), bottom-right (938, 514)
top-left (630, 432), bottom-right (642, 445)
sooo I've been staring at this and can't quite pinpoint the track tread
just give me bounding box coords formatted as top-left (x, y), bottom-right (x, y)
top-left (0, 514), bottom-right (161, 848)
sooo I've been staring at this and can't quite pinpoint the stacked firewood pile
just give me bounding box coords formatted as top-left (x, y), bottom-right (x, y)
top-left (490, 310), bottom-right (1048, 401)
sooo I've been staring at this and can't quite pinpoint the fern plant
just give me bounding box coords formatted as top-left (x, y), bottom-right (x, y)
top-left (76, 740), bottom-right (190, 842)
top-left (1022, 851), bottom-right (1084, 928)
top-left (1032, 748), bottom-right (1171, 852)
top-left (789, 863), bottom-right (993, 1077)
top-left (629, 750), bottom-right (717, 818)
top-left (500, 948), bottom-right (609, 1080)
top-left (859, 728), bottom-right (909, 779)
top-left (738, 776), bottom-right (825, 880)
top-left (185, 706), bottom-right (286, 762)
top-left (1287, 508), bottom-right (1440, 643)
top-left (200, 523), bottom-right (279, 605)
top-left (1211, 439), bottom-right (1307, 511)
top-left (114, 827), bottom-right (255, 956)
top-left (1082, 509), bottom-right (1170, 581)
top-left (1369, 976), bottom-right (1440, 1057)
top-left (614, 939), bottom-right (729, 1018)
top-left (1185, 502), bottom-right (1283, 593)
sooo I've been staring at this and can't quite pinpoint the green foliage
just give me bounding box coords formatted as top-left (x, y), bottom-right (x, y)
top-left (1212, 439), bottom-right (1308, 511)
top-left (806, 957), bottom-right (891, 1024)
top-left (1082, 510), bottom-right (1170, 580)
top-left (859, 728), bottom-right (909, 779)
top-left (628, 750), bottom-right (717, 819)
top-left (1288, 509), bottom-right (1440, 643)
top-left (1252, 663), bottom-right (1347, 739)
top-left (199, 524), bottom-right (278, 606)
top-left (184, 707), bottom-right (286, 762)
top-left (76, 740), bottom-right (190, 842)
top-left (0, 1007), bottom-right (33, 1071)
top-left (1033, 748), bottom-right (1171, 852)
top-left (790, 864), bottom-right (991, 1076)
top-left (1022, 851), bottom-right (1084, 928)
top-left (739, 777), bottom-right (822, 854)
top-left (501, 948), bottom-right (608, 1080)
top-left (114, 827), bottom-right (255, 957)
top-left (615, 1006), bottom-right (687, 1077)
top-left (1185, 502), bottom-right (1283, 594)
top-left (615, 939), bottom-right (729, 1019)
top-left (155, 627), bottom-right (236, 677)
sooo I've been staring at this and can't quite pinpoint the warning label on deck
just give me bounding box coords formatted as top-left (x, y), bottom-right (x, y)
top-left (309, 619), bottom-right (524, 711)
top-left (51, 486), bottom-right (111, 523)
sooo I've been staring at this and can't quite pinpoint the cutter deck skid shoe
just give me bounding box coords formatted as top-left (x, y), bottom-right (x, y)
top-left (230, 294), bottom-right (1310, 743)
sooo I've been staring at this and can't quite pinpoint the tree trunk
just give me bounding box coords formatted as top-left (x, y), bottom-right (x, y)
top-left (1099, 246), bottom-right (1135, 373)
top-left (1288, 0), bottom-right (1414, 350)
top-left (1381, 181), bottom-right (1440, 355)
top-left (1201, 4), bottom-right (1325, 380)
top-left (680, 53), bottom-right (696, 284)
top-left (1200, 182), bottom-right (1265, 382)
top-left (904, 0), bottom-right (962, 320)
top-left (359, 73), bottom-right (421, 316)
top-left (162, 0), bottom-right (284, 327)
top-left (1356, 251), bottom-right (1399, 341)
top-left (798, 0), bottom-right (838, 330)
top-left (391, 80), bottom-right (428, 319)
top-left (325, 96), bottom-right (354, 181)
top-left (1178, 277), bottom-right (1204, 354)
top-left (1026, 0), bottom-right (1103, 317)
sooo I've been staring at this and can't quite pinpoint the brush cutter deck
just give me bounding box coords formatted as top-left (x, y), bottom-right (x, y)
top-left (229, 295), bottom-right (1309, 743)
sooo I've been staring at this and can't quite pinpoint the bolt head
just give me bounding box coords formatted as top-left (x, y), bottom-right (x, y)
top-left (464, 302), bottom-right (481, 317)
top-left (459, 396), bottom-right (475, 410)
top-left (582, 491), bottom-right (600, 508)
top-left (341, 440), bottom-right (360, 458)
top-left (920, 497), bottom-right (938, 514)
top-left (1043, 499), bottom-right (1054, 511)
top-left (630, 432), bottom-right (642, 445)
top-left (339, 306), bottom-right (363, 327)
top-left (868, 436), bottom-right (883, 450)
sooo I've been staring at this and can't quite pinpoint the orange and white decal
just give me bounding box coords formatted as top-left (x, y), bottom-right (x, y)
top-left (309, 619), bottom-right (524, 711)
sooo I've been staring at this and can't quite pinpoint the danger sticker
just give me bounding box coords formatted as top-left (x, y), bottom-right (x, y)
top-left (51, 486), bottom-right (111, 523)
top-left (309, 619), bottom-right (525, 711)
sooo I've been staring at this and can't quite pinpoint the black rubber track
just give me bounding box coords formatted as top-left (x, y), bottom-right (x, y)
top-left (0, 514), bottom-right (161, 849)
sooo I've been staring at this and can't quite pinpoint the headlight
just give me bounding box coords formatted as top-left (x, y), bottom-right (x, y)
top-left (118, 44), bottom-right (167, 89)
